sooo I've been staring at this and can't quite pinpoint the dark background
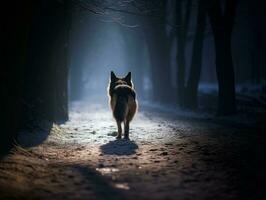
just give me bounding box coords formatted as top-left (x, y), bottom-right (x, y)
top-left (1, 0), bottom-right (266, 153)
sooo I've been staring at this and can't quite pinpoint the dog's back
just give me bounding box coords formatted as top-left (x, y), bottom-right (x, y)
top-left (111, 85), bottom-right (137, 122)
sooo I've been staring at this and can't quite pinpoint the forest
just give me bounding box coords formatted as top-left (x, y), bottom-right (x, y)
top-left (0, 0), bottom-right (266, 199)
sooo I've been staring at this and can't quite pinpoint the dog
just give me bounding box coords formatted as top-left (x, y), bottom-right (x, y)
top-left (108, 71), bottom-right (137, 139)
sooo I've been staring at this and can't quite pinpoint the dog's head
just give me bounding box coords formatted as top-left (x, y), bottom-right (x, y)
top-left (108, 71), bottom-right (133, 96)
top-left (110, 71), bottom-right (132, 88)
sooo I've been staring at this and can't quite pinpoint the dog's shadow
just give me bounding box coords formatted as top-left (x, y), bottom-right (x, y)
top-left (100, 139), bottom-right (138, 156)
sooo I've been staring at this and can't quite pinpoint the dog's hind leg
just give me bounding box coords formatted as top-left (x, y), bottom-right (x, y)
top-left (116, 121), bottom-right (122, 139)
top-left (124, 120), bottom-right (129, 139)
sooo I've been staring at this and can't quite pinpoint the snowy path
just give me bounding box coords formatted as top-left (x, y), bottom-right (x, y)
top-left (0, 102), bottom-right (265, 200)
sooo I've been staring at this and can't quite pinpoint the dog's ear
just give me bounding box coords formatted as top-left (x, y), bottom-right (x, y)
top-left (111, 71), bottom-right (117, 81)
top-left (124, 72), bottom-right (131, 83)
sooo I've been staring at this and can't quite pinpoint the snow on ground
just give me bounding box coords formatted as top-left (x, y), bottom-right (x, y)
top-left (0, 101), bottom-right (266, 200)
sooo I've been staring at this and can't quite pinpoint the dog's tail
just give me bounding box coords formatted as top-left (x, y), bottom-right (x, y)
top-left (113, 85), bottom-right (135, 122)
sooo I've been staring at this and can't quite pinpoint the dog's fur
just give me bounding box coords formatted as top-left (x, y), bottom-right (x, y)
top-left (108, 71), bottom-right (137, 139)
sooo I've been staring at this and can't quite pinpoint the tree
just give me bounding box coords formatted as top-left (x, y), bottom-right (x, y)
top-left (142, 0), bottom-right (175, 103)
top-left (0, 0), bottom-right (36, 152)
top-left (23, 0), bottom-right (70, 122)
top-left (206, 0), bottom-right (238, 115)
top-left (176, 0), bottom-right (192, 106)
top-left (184, 0), bottom-right (207, 109)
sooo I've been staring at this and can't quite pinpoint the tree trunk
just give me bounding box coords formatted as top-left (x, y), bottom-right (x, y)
top-left (176, 0), bottom-right (192, 107)
top-left (142, 1), bottom-right (174, 103)
top-left (185, 0), bottom-right (207, 109)
top-left (0, 0), bottom-right (36, 152)
top-left (145, 27), bottom-right (173, 103)
top-left (214, 32), bottom-right (236, 114)
top-left (23, 0), bottom-right (70, 122)
top-left (207, 0), bottom-right (237, 115)
top-left (54, 0), bottom-right (71, 122)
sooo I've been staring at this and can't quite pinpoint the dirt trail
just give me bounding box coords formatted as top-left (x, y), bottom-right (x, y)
top-left (0, 102), bottom-right (265, 200)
